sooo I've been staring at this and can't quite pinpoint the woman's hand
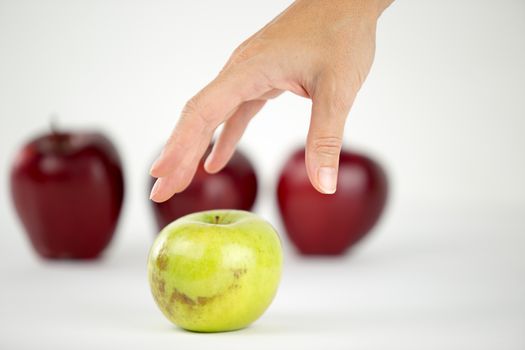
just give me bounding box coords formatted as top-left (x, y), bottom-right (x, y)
top-left (150, 0), bottom-right (393, 202)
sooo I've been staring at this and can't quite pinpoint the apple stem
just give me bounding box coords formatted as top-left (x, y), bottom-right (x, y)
top-left (214, 215), bottom-right (220, 224)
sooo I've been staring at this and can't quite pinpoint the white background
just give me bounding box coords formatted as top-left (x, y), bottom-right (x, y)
top-left (0, 0), bottom-right (524, 349)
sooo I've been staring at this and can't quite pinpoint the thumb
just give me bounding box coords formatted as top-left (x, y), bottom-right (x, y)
top-left (305, 84), bottom-right (353, 194)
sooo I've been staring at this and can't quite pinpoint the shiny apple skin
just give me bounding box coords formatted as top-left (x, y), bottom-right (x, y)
top-left (277, 148), bottom-right (388, 255)
top-left (10, 131), bottom-right (125, 259)
top-left (148, 210), bottom-right (283, 332)
top-left (151, 148), bottom-right (258, 231)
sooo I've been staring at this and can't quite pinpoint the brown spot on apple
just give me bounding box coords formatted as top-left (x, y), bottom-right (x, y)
top-left (197, 296), bottom-right (213, 305)
top-left (149, 273), bottom-right (182, 319)
top-left (156, 245), bottom-right (169, 271)
top-left (157, 279), bottom-right (165, 294)
top-left (167, 276), bottom-right (244, 309)
top-left (170, 288), bottom-right (196, 306)
top-left (232, 268), bottom-right (247, 279)
top-left (151, 274), bottom-right (166, 294)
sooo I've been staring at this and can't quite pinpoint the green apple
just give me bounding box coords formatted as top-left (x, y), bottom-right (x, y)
top-left (147, 209), bottom-right (283, 332)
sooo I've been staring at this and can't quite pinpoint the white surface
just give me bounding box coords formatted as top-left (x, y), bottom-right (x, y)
top-left (1, 0), bottom-right (525, 349)
top-left (1, 202), bottom-right (524, 350)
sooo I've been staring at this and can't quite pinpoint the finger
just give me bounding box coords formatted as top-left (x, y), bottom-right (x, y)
top-left (149, 134), bottom-right (211, 202)
top-left (204, 99), bottom-right (267, 173)
top-left (150, 65), bottom-right (271, 178)
top-left (305, 80), bottom-right (355, 194)
top-left (149, 66), bottom-right (272, 203)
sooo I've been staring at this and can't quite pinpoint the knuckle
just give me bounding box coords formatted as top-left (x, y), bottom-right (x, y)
top-left (182, 97), bottom-right (214, 127)
top-left (229, 45), bottom-right (255, 66)
top-left (228, 38), bottom-right (267, 66)
top-left (311, 136), bottom-right (343, 157)
top-left (182, 98), bottom-right (198, 116)
top-left (330, 93), bottom-right (352, 113)
top-left (231, 36), bottom-right (252, 57)
top-left (316, 80), bottom-right (353, 113)
top-left (230, 45), bottom-right (247, 61)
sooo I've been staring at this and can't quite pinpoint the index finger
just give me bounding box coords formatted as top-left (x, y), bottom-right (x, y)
top-left (149, 66), bottom-right (270, 201)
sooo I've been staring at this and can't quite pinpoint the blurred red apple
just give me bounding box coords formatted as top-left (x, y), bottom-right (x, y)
top-left (150, 147), bottom-right (258, 231)
top-left (10, 130), bottom-right (125, 259)
top-left (277, 148), bottom-right (388, 255)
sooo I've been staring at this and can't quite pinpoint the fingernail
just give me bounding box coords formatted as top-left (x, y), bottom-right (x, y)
top-left (203, 152), bottom-right (214, 173)
top-left (149, 178), bottom-right (161, 200)
top-left (149, 157), bottom-right (161, 175)
top-left (318, 167), bottom-right (337, 194)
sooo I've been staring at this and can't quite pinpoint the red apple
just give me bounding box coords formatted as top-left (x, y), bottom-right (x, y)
top-left (150, 147), bottom-right (258, 230)
top-left (277, 148), bottom-right (388, 255)
top-left (10, 130), bottom-right (125, 259)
